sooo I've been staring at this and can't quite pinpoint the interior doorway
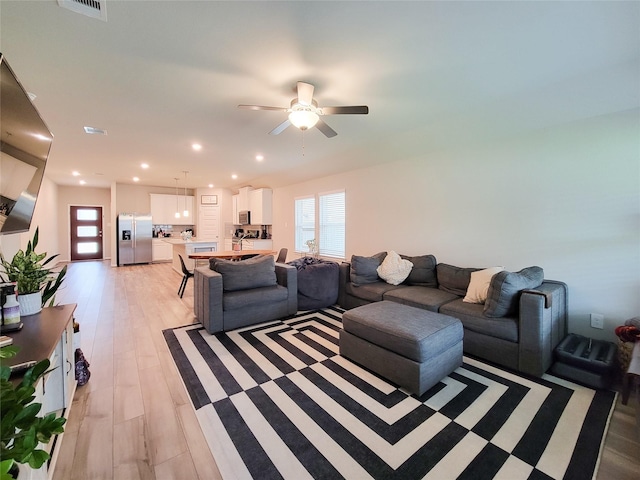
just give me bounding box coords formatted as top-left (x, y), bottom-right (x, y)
top-left (70, 206), bottom-right (103, 261)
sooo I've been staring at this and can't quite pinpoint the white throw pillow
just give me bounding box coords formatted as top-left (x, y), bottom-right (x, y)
top-left (463, 266), bottom-right (505, 304)
top-left (377, 251), bottom-right (413, 285)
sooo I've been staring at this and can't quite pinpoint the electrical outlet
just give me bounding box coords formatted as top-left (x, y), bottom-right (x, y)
top-left (590, 313), bottom-right (604, 329)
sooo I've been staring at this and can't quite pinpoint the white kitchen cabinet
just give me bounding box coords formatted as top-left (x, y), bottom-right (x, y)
top-left (232, 194), bottom-right (239, 224)
top-left (152, 239), bottom-right (172, 262)
top-left (240, 239), bottom-right (273, 251)
top-left (224, 239), bottom-right (233, 251)
top-left (249, 188), bottom-right (273, 225)
top-left (150, 194), bottom-right (195, 225)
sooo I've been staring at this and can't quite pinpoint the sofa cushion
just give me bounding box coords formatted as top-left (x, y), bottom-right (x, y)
top-left (350, 252), bottom-right (387, 286)
top-left (400, 254), bottom-right (438, 287)
top-left (440, 299), bottom-right (519, 342)
top-left (345, 281), bottom-right (403, 302)
top-left (223, 285), bottom-right (288, 310)
top-left (383, 286), bottom-right (459, 312)
top-left (213, 255), bottom-right (277, 292)
top-left (437, 263), bottom-right (482, 296)
top-left (342, 301), bottom-right (462, 363)
top-left (463, 266), bottom-right (505, 304)
top-left (483, 266), bottom-right (545, 317)
top-left (377, 251), bottom-right (413, 285)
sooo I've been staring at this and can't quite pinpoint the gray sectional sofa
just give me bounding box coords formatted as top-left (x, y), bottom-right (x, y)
top-left (338, 252), bottom-right (568, 377)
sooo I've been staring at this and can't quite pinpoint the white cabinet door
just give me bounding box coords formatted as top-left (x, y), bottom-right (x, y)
top-left (249, 188), bottom-right (273, 225)
top-left (198, 205), bottom-right (220, 241)
top-left (152, 240), bottom-right (172, 261)
top-left (252, 240), bottom-right (273, 250)
top-left (232, 195), bottom-right (239, 224)
top-left (224, 239), bottom-right (233, 251)
top-left (150, 194), bottom-right (167, 224)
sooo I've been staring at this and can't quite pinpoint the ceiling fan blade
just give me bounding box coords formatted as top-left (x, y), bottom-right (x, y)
top-left (320, 105), bottom-right (369, 115)
top-left (315, 118), bottom-right (337, 138)
top-left (297, 82), bottom-right (315, 105)
top-left (238, 104), bottom-right (288, 112)
top-left (269, 119), bottom-right (291, 135)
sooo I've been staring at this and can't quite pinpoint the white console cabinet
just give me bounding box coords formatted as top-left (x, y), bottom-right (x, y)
top-left (7, 305), bottom-right (77, 480)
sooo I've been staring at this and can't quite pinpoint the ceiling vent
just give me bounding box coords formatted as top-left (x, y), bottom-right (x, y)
top-left (57, 0), bottom-right (107, 22)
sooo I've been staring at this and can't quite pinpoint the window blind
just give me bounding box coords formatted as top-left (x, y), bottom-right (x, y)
top-left (319, 191), bottom-right (345, 258)
top-left (294, 196), bottom-right (315, 253)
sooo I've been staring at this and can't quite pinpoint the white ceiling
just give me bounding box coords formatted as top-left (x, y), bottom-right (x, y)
top-left (1, 1), bottom-right (638, 191)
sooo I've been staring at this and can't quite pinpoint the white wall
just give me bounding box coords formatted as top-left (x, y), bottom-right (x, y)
top-left (273, 109), bottom-right (640, 342)
top-left (0, 175), bottom-right (59, 264)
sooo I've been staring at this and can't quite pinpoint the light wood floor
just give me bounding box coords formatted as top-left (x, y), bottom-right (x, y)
top-left (51, 260), bottom-right (639, 480)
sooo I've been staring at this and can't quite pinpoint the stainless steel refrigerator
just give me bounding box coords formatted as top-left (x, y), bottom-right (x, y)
top-left (117, 213), bottom-right (152, 266)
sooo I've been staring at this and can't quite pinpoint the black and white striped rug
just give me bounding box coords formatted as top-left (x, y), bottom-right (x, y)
top-left (163, 307), bottom-right (616, 480)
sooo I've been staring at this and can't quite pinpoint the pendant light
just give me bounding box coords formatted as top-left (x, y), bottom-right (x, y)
top-left (174, 178), bottom-right (181, 219)
top-left (182, 171), bottom-right (189, 218)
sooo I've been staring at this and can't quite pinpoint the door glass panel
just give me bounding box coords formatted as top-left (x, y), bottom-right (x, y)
top-left (77, 242), bottom-right (98, 254)
top-left (77, 226), bottom-right (98, 237)
top-left (76, 209), bottom-right (98, 221)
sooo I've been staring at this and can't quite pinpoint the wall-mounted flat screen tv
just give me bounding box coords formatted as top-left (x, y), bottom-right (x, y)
top-left (0, 53), bottom-right (53, 235)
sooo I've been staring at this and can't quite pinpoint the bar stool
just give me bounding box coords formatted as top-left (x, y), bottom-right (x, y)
top-left (178, 254), bottom-right (194, 298)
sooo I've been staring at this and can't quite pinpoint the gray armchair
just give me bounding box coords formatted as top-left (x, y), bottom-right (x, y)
top-left (194, 255), bottom-right (298, 334)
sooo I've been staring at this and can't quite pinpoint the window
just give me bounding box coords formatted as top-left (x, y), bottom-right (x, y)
top-left (319, 191), bottom-right (345, 258)
top-left (295, 190), bottom-right (345, 259)
top-left (295, 196), bottom-right (315, 253)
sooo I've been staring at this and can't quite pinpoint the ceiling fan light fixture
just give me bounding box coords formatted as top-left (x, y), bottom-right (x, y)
top-left (288, 109), bottom-right (319, 130)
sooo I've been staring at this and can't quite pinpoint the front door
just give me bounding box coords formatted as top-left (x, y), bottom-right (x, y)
top-left (70, 206), bottom-right (103, 261)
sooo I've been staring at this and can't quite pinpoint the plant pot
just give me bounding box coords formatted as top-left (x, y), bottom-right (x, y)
top-left (18, 291), bottom-right (42, 316)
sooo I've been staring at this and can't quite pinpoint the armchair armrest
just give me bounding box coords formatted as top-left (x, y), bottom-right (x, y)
top-left (518, 280), bottom-right (568, 376)
top-left (338, 262), bottom-right (351, 307)
top-left (275, 263), bottom-right (298, 314)
top-left (194, 266), bottom-right (224, 333)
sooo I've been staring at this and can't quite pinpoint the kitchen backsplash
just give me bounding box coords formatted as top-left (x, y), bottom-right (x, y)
top-left (153, 224), bottom-right (194, 238)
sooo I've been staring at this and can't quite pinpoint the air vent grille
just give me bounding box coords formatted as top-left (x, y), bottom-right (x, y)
top-left (57, 0), bottom-right (107, 22)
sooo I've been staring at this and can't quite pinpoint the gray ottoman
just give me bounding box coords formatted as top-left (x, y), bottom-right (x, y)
top-left (339, 301), bottom-right (463, 396)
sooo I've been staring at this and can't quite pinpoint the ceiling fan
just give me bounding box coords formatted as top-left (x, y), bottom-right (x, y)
top-left (238, 81), bottom-right (368, 138)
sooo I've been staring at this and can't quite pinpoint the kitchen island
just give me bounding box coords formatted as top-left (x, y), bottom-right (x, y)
top-left (161, 238), bottom-right (218, 273)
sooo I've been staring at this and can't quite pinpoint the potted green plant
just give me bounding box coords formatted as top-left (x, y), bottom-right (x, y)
top-left (0, 228), bottom-right (67, 316)
top-left (0, 345), bottom-right (66, 479)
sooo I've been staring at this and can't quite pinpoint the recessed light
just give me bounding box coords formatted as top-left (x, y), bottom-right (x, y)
top-left (141, 163), bottom-right (149, 169)
top-left (192, 143), bottom-right (202, 151)
top-left (133, 177), bottom-right (140, 182)
top-left (256, 154), bottom-right (264, 161)
top-left (231, 174), bottom-right (238, 180)
top-left (72, 171), bottom-right (80, 176)
top-left (208, 183), bottom-right (214, 188)
top-left (79, 180), bottom-right (86, 185)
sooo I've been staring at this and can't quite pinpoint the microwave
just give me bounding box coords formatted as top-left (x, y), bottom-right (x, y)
top-left (239, 211), bottom-right (251, 225)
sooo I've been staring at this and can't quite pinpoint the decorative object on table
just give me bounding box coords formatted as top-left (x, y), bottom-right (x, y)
top-left (0, 345), bottom-right (66, 478)
top-left (74, 348), bottom-right (90, 386)
top-left (615, 316), bottom-right (640, 372)
top-left (0, 227), bottom-right (67, 316)
top-left (305, 238), bottom-right (318, 259)
top-left (163, 307), bottom-right (616, 480)
top-left (180, 230), bottom-right (192, 241)
top-left (0, 282), bottom-right (21, 332)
